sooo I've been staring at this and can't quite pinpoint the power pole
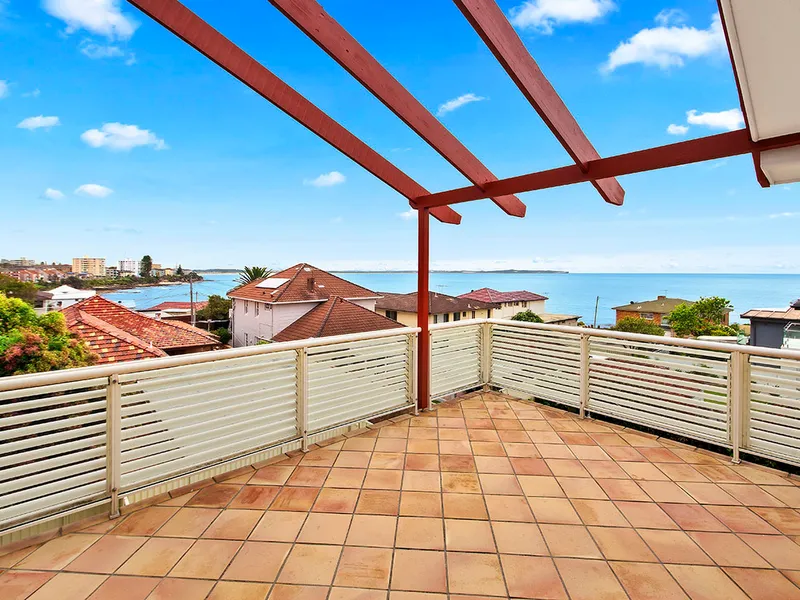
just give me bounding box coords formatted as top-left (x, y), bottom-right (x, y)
top-left (189, 273), bottom-right (195, 327)
top-left (593, 295), bottom-right (599, 328)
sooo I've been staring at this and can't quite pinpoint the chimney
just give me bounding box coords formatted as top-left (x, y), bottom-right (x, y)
top-left (307, 277), bottom-right (315, 292)
top-left (658, 295), bottom-right (666, 300)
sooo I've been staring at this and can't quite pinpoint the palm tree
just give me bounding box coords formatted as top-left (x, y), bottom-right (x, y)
top-left (237, 266), bottom-right (274, 285)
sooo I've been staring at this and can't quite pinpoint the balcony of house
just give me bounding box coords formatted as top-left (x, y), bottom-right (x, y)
top-left (3, 320), bottom-right (800, 599)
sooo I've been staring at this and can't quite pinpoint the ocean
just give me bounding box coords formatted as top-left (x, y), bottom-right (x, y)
top-left (102, 272), bottom-right (800, 328)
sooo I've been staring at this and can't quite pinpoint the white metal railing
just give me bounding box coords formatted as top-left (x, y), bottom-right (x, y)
top-left (0, 327), bottom-right (417, 536)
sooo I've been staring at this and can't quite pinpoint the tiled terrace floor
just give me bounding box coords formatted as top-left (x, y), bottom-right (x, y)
top-left (4, 392), bottom-right (800, 599)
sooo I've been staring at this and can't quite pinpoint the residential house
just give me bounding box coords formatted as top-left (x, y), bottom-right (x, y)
top-left (742, 300), bottom-right (800, 349)
top-left (62, 296), bottom-right (222, 363)
top-left (272, 296), bottom-right (404, 342)
top-left (612, 296), bottom-right (731, 330)
top-left (227, 263), bottom-right (381, 347)
top-left (39, 285), bottom-right (96, 311)
top-left (376, 291), bottom-right (497, 326)
top-left (105, 266), bottom-right (120, 278)
top-left (139, 301), bottom-right (209, 324)
top-left (459, 287), bottom-right (547, 319)
top-left (72, 256), bottom-right (106, 277)
top-left (9, 269), bottom-right (43, 283)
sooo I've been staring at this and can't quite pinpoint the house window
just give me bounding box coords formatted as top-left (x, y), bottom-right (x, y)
top-left (255, 303), bottom-right (259, 317)
top-left (245, 333), bottom-right (249, 345)
top-left (386, 310), bottom-right (398, 321)
top-left (433, 314), bottom-right (439, 324)
top-left (443, 313), bottom-right (450, 323)
top-left (472, 311), bottom-right (476, 319)
top-left (453, 312), bottom-right (461, 321)
top-left (462, 312), bottom-right (467, 317)
top-left (522, 301), bottom-right (528, 308)
top-left (641, 312), bottom-right (654, 320)
top-left (244, 301), bottom-right (249, 315)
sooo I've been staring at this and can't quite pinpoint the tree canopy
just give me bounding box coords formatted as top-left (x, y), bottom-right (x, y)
top-left (611, 316), bottom-right (665, 336)
top-left (196, 295), bottom-right (231, 321)
top-left (0, 294), bottom-right (96, 376)
top-left (0, 274), bottom-right (38, 305)
top-left (238, 266), bottom-right (274, 285)
top-left (511, 310), bottom-right (544, 323)
top-left (667, 297), bottom-right (737, 337)
top-left (140, 255), bottom-right (153, 278)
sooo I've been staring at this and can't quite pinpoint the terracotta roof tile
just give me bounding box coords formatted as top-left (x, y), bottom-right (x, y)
top-left (272, 296), bottom-right (404, 342)
top-left (459, 287), bottom-right (548, 303)
top-left (141, 301), bottom-right (208, 312)
top-left (65, 311), bottom-right (166, 364)
top-left (376, 291), bottom-right (497, 314)
top-left (228, 263), bottom-right (378, 303)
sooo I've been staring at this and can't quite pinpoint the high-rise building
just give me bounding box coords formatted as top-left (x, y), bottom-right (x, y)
top-left (119, 258), bottom-right (141, 275)
top-left (72, 256), bottom-right (106, 277)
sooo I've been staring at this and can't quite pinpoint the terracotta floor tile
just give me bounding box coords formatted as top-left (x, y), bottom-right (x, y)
top-left (394, 516), bottom-right (444, 550)
top-left (485, 495), bottom-right (534, 522)
top-left (0, 571), bottom-right (54, 600)
top-left (112, 507), bottom-right (178, 536)
top-left (604, 446), bottom-right (646, 462)
top-left (17, 534), bottom-right (101, 570)
top-left (734, 465), bottom-right (790, 486)
top-left (720, 484), bottom-right (786, 507)
top-left (471, 441), bottom-right (507, 456)
top-left (666, 564), bottom-right (749, 600)
top-left (556, 477), bottom-right (607, 499)
top-left (555, 557), bottom-right (627, 600)
top-left (478, 474), bottom-right (523, 496)
top-left (615, 501), bottom-right (679, 529)
top-left (492, 521), bottom-right (547, 555)
top-left (118, 537), bottom-right (193, 576)
top-left (589, 527), bottom-right (657, 562)
top-left (207, 581), bottom-right (271, 600)
top-left (334, 452), bottom-right (371, 470)
top-left (329, 588), bottom-right (386, 600)
top-left (619, 462), bottom-right (670, 481)
top-left (374, 438), bottom-right (407, 453)
top-left (391, 549), bottom-right (447, 593)
top-left (441, 472), bottom-right (481, 494)
top-left (229, 486), bottom-right (281, 510)
top-left (517, 475), bottom-right (564, 497)
top-left (657, 463), bottom-right (709, 483)
top-left (535, 444), bottom-right (575, 459)
top-left (343, 437), bottom-right (376, 452)
top-left (159, 491), bottom-right (197, 507)
top-left (694, 464), bottom-right (748, 483)
top-left (404, 454), bottom-right (440, 472)
top-left (764, 485), bottom-right (800, 508)
top-left (740, 534), bottom-right (800, 569)
top-left (474, 456), bottom-right (513, 474)
top-left (297, 512), bottom-right (352, 544)
top-left (271, 487), bottom-right (319, 511)
top-left (724, 567), bottom-right (800, 600)
top-left (469, 429), bottom-right (501, 442)
top-left (752, 507), bottom-right (800, 535)
top-left (640, 447), bottom-right (683, 462)
top-left (346, 514), bottom-right (397, 547)
top-left (442, 493), bottom-right (488, 519)
top-left (507, 457), bottom-right (550, 476)
top-left (572, 499), bottom-right (629, 526)
top-left (64, 535), bottom-right (146, 574)
top-left (687, 531), bottom-right (770, 568)
top-left (639, 480), bottom-right (697, 504)
top-left (447, 552), bottom-right (506, 596)
top-left (334, 547), bottom-right (393, 589)
top-left (370, 453), bottom-right (406, 470)
top-left (0, 545), bottom-right (40, 569)
top-left (444, 519), bottom-right (495, 552)
top-left (202, 509), bottom-right (261, 540)
top-left (609, 562), bottom-right (689, 600)
top-left (286, 467), bottom-right (329, 488)
top-left (593, 433), bottom-right (630, 446)
top-left (27, 572), bottom-right (106, 600)
top-left (402, 471), bottom-right (441, 492)
top-left (186, 484), bottom-right (241, 508)
top-left (705, 505), bottom-right (779, 534)
top-left (439, 455), bottom-right (476, 472)
top-left (503, 443), bottom-right (539, 458)
top-left (406, 439), bottom-right (439, 454)
top-left (540, 524), bottom-right (602, 559)
top-left (221, 541), bottom-right (290, 582)
top-left (399, 492), bottom-right (441, 517)
top-left (363, 469), bottom-right (403, 490)
top-left (85, 575), bottom-right (159, 600)
top-left (299, 450), bottom-right (339, 467)
top-left (147, 578), bottom-right (215, 600)
top-left (580, 460), bottom-right (628, 480)
top-left (324, 467), bottom-right (366, 489)
top-left (638, 529), bottom-right (712, 565)
top-left (357, 490), bottom-right (401, 515)
top-left (679, 482), bottom-right (740, 505)
top-left (559, 432), bottom-right (596, 446)
top-left (660, 503), bottom-right (728, 532)
top-left (312, 487), bottom-right (359, 513)
top-left (596, 478), bottom-right (649, 501)
top-left (249, 511), bottom-right (306, 542)
top-left (527, 497), bottom-right (581, 524)
top-left (570, 446), bottom-right (610, 461)
top-left (157, 508), bottom-right (220, 537)
top-left (268, 584), bottom-right (329, 600)
top-left (545, 459), bottom-right (590, 478)
top-left (278, 544), bottom-right (341, 585)
top-left (438, 429), bottom-right (469, 441)
top-left (170, 539), bottom-right (241, 579)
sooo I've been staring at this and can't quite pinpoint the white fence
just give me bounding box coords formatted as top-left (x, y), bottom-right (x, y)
top-left (4, 318), bottom-right (800, 541)
top-left (0, 328), bottom-right (417, 538)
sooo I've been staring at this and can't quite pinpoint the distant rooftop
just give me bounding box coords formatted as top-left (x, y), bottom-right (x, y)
top-left (612, 296), bottom-right (694, 314)
top-left (459, 287), bottom-right (548, 303)
top-left (377, 291), bottom-right (497, 314)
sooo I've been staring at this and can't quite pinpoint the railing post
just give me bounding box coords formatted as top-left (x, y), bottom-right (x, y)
top-left (297, 347), bottom-right (309, 452)
top-left (730, 350), bottom-right (751, 464)
top-left (579, 333), bottom-right (590, 419)
top-left (106, 374), bottom-right (121, 519)
top-left (481, 321), bottom-right (492, 391)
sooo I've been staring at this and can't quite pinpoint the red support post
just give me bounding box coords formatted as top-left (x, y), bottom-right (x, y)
top-left (417, 207), bottom-right (431, 411)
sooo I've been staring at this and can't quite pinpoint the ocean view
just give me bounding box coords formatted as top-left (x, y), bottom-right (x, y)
top-left (103, 272), bottom-right (800, 327)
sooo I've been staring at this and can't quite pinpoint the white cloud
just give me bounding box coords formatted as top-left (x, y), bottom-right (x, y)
top-left (23, 89), bottom-right (41, 98)
top-left (43, 188), bottom-right (64, 200)
top-left (398, 209), bottom-right (416, 220)
top-left (0, 80), bottom-right (8, 99)
top-left (304, 171), bottom-right (346, 187)
top-left (81, 123), bottom-right (167, 151)
top-left (602, 13), bottom-right (725, 73)
top-left (655, 8), bottom-right (688, 27)
top-left (769, 212), bottom-right (800, 219)
top-left (75, 183), bottom-right (113, 197)
top-left (686, 108), bottom-right (744, 131)
top-left (436, 93), bottom-right (485, 117)
top-left (42, 0), bottom-right (137, 39)
top-left (79, 40), bottom-right (135, 64)
top-left (509, 0), bottom-right (616, 34)
top-left (666, 123), bottom-right (689, 135)
top-left (17, 115), bottom-right (60, 130)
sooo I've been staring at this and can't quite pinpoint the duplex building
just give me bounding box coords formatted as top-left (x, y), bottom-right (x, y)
top-left (376, 291), bottom-right (497, 326)
top-left (39, 285), bottom-right (96, 311)
top-left (459, 287), bottom-right (547, 320)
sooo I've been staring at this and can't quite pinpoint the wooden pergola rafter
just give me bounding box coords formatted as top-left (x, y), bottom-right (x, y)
top-left (126, 0), bottom-right (796, 410)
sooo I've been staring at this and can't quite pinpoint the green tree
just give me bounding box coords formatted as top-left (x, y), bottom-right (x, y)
top-left (212, 327), bottom-right (231, 345)
top-left (0, 294), bottom-right (96, 376)
top-left (511, 310), bottom-right (544, 323)
top-left (611, 316), bottom-right (665, 336)
top-left (140, 255), bottom-right (153, 278)
top-left (176, 264), bottom-right (184, 276)
top-left (196, 295), bottom-right (231, 321)
top-left (237, 266), bottom-right (274, 285)
top-left (667, 297), bottom-right (736, 337)
top-left (0, 274), bottom-right (38, 305)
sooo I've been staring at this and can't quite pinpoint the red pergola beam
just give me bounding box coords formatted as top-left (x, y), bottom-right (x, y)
top-left (126, 0), bottom-right (461, 225)
top-left (453, 0), bottom-right (625, 206)
top-left (267, 0), bottom-right (526, 218)
top-left (417, 129), bottom-right (800, 208)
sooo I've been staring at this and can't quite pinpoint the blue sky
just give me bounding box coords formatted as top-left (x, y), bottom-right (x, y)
top-left (1, 0), bottom-right (798, 272)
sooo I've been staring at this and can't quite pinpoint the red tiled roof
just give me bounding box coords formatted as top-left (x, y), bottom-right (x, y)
top-left (272, 296), bottom-right (404, 342)
top-left (62, 296), bottom-right (220, 357)
top-left (64, 311), bottom-right (167, 363)
top-left (228, 263), bottom-right (377, 303)
top-left (459, 287), bottom-right (548, 303)
top-left (376, 291), bottom-right (497, 314)
top-left (141, 301), bottom-right (209, 311)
